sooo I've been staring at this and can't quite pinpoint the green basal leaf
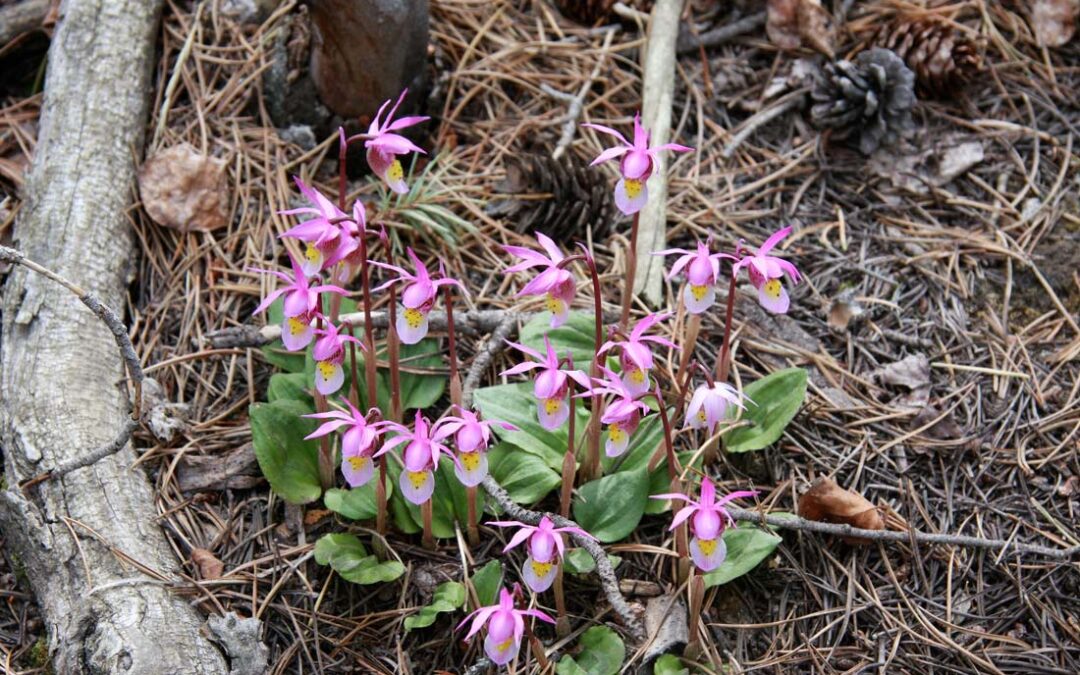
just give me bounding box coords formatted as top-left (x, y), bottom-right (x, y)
top-left (250, 399), bottom-right (322, 504)
top-left (473, 382), bottom-right (588, 472)
top-left (471, 560), bottom-right (503, 607)
top-left (653, 654), bottom-right (690, 675)
top-left (702, 523), bottom-right (783, 588)
top-left (267, 372), bottom-right (312, 404)
top-left (323, 477), bottom-right (392, 521)
top-left (404, 581), bottom-right (467, 631)
top-left (573, 467), bottom-right (649, 543)
top-left (396, 339), bottom-right (447, 411)
top-left (487, 443), bottom-right (562, 504)
top-left (562, 549), bottom-right (622, 575)
top-left (313, 533), bottom-right (406, 585)
top-left (645, 451), bottom-right (703, 515)
top-left (561, 626), bottom-right (625, 675)
top-left (519, 310), bottom-right (597, 368)
top-left (724, 367), bottom-right (807, 453)
top-left (555, 658), bottom-right (589, 675)
top-left (261, 345), bottom-right (307, 373)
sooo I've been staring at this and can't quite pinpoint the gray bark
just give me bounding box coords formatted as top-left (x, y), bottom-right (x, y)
top-left (0, 1), bottom-right (228, 672)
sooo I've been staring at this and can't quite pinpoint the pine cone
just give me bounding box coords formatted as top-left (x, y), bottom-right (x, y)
top-left (553, 0), bottom-right (616, 25)
top-left (872, 17), bottom-right (982, 96)
top-left (492, 152), bottom-right (613, 241)
top-left (811, 48), bottom-right (917, 155)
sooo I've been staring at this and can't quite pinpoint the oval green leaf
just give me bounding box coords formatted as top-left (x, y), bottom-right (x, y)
top-left (487, 443), bottom-right (562, 504)
top-left (404, 581), bottom-right (467, 631)
top-left (250, 399), bottom-right (322, 504)
top-left (473, 382), bottom-right (588, 471)
top-left (572, 467), bottom-right (649, 543)
top-left (724, 367), bottom-right (807, 453)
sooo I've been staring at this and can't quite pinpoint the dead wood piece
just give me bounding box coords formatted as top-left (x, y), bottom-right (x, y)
top-left (636, 0), bottom-right (684, 308)
top-left (177, 445), bottom-right (264, 493)
top-left (0, 0), bottom-right (49, 46)
top-left (0, 1), bottom-right (227, 672)
top-left (207, 612), bottom-right (270, 675)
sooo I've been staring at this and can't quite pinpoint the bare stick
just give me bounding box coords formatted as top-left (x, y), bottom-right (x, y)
top-left (461, 315), bottom-right (517, 410)
top-left (208, 308), bottom-right (528, 349)
top-left (480, 476), bottom-right (645, 639)
top-left (541, 28), bottom-right (616, 161)
top-left (726, 507), bottom-right (1080, 560)
top-left (722, 88), bottom-right (808, 159)
top-left (676, 11), bottom-right (766, 54)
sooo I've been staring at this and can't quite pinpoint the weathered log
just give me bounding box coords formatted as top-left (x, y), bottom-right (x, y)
top-left (0, 1), bottom-right (229, 672)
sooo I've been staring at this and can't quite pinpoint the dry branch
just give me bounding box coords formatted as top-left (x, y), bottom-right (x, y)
top-left (0, 2), bottom-right (230, 671)
top-left (636, 0), bottom-right (684, 307)
top-left (480, 476), bottom-right (646, 640)
top-left (728, 508), bottom-right (1080, 559)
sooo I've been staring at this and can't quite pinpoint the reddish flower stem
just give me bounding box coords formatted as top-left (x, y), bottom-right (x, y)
top-left (560, 374), bottom-right (576, 519)
top-left (375, 458), bottom-right (387, 535)
top-left (715, 272), bottom-right (738, 383)
top-left (421, 498), bottom-right (435, 550)
top-left (620, 212), bottom-right (639, 331)
top-left (358, 234), bottom-right (378, 410)
top-left (578, 246), bottom-right (605, 482)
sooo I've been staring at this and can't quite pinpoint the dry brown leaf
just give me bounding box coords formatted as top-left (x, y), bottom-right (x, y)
top-left (191, 548), bottom-right (225, 579)
top-left (798, 478), bottom-right (884, 543)
top-left (139, 143), bottom-right (229, 232)
top-left (303, 508), bottom-right (331, 526)
top-left (766, 0), bottom-right (836, 57)
top-left (1031, 0), bottom-right (1079, 47)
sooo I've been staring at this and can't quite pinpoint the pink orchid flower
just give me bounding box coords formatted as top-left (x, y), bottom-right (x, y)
top-left (375, 411), bottom-right (454, 505)
top-left (655, 241), bottom-right (737, 315)
top-left (310, 322), bottom-right (364, 395)
top-left (502, 232), bottom-right (576, 328)
top-left (303, 398), bottom-right (392, 487)
top-left (250, 253), bottom-right (346, 351)
top-left (433, 406), bottom-right (517, 487)
top-left (500, 336), bottom-right (591, 431)
top-left (279, 177), bottom-right (351, 276)
top-left (364, 88), bottom-right (429, 194)
top-left (581, 367), bottom-right (651, 457)
top-left (732, 226), bottom-right (801, 314)
top-left (597, 312), bottom-right (676, 396)
top-left (323, 200), bottom-right (372, 277)
top-left (686, 382), bottom-right (749, 434)
top-left (651, 478), bottom-right (758, 572)
top-left (582, 113), bottom-right (693, 215)
top-left (488, 517), bottom-right (596, 593)
top-left (457, 585), bottom-right (554, 666)
top-left (371, 248), bottom-right (466, 344)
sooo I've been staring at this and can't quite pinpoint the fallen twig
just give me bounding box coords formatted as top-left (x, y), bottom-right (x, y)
top-left (676, 11), bottom-right (766, 54)
top-left (541, 28), bottom-right (616, 161)
top-left (461, 315), bottom-right (517, 409)
top-left (480, 476), bottom-right (645, 639)
top-left (722, 87), bottom-right (809, 158)
top-left (206, 309), bottom-right (529, 349)
top-left (727, 507), bottom-right (1080, 560)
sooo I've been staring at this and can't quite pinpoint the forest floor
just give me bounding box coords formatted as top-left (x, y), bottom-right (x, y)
top-left (1, 1), bottom-right (1078, 673)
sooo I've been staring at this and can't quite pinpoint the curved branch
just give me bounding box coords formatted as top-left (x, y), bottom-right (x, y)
top-left (480, 476), bottom-right (645, 640)
top-left (727, 508), bottom-right (1080, 560)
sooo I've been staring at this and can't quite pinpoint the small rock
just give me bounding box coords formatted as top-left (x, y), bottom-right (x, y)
top-left (139, 143), bottom-right (230, 232)
top-left (279, 124), bottom-right (316, 150)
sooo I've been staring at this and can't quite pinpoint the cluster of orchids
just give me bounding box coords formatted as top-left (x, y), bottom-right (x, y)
top-left (251, 90), bottom-right (803, 668)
